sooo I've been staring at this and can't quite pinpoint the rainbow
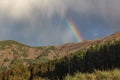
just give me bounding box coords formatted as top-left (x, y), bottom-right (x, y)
top-left (66, 17), bottom-right (84, 42)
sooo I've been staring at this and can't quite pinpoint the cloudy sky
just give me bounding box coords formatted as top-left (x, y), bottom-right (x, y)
top-left (0, 0), bottom-right (120, 46)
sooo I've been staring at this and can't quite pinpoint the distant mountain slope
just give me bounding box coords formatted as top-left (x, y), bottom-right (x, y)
top-left (0, 32), bottom-right (120, 69)
top-left (0, 32), bottom-right (120, 80)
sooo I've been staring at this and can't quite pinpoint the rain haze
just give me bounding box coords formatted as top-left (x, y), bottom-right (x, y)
top-left (0, 0), bottom-right (120, 46)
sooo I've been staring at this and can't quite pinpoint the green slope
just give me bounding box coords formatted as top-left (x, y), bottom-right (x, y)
top-left (0, 39), bottom-right (120, 80)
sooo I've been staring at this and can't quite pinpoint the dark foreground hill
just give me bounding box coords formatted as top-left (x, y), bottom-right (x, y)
top-left (0, 32), bottom-right (120, 80)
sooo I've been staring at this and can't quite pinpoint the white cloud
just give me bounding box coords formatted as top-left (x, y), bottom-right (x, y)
top-left (0, 0), bottom-right (67, 19)
top-left (0, 0), bottom-right (120, 20)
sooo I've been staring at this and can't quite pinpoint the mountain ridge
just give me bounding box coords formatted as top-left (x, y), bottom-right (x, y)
top-left (0, 32), bottom-right (120, 69)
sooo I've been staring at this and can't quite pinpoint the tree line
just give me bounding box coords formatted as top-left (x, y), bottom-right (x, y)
top-left (0, 40), bottom-right (120, 80)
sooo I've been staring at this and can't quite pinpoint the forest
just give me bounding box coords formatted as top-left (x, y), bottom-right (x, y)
top-left (0, 40), bottom-right (120, 80)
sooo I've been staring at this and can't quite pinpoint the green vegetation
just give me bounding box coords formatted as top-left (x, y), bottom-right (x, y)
top-left (37, 46), bottom-right (57, 59)
top-left (36, 47), bottom-right (44, 50)
top-left (65, 69), bottom-right (120, 80)
top-left (0, 64), bottom-right (30, 80)
top-left (10, 58), bottom-right (24, 66)
top-left (27, 57), bottom-right (50, 64)
top-left (0, 40), bottom-right (120, 79)
top-left (0, 67), bottom-right (6, 73)
top-left (0, 40), bottom-right (29, 48)
top-left (48, 46), bottom-right (57, 51)
top-left (4, 58), bottom-right (10, 62)
top-left (22, 52), bottom-right (28, 57)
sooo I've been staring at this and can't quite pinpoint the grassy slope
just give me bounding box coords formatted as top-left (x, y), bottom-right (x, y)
top-left (0, 39), bottom-right (120, 80)
top-left (65, 69), bottom-right (120, 80)
top-left (0, 32), bottom-right (120, 80)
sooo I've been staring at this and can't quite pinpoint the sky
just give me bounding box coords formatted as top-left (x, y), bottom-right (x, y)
top-left (0, 0), bottom-right (120, 46)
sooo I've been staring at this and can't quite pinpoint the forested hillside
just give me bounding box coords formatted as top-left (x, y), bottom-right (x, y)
top-left (0, 37), bottom-right (120, 80)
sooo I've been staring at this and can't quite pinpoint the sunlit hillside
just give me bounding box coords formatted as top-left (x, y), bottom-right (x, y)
top-left (0, 32), bottom-right (120, 80)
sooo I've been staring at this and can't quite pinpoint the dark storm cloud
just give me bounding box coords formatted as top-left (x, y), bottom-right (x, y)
top-left (0, 0), bottom-right (120, 46)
